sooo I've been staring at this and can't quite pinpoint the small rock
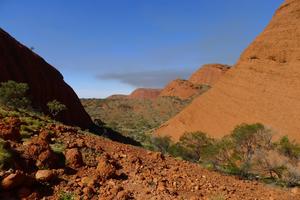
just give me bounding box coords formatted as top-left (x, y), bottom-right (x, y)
top-left (38, 130), bottom-right (52, 143)
top-left (291, 187), bottom-right (299, 195)
top-left (65, 148), bottom-right (84, 168)
top-left (83, 187), bottom-right (94, 199)
top-left (97, 155), bottom-right (117, 179)
top-left (116, 190), bottom-right (132, 200)
top-left (35, 170), bottom-right (55, 182)
top-left (0, 117), bottom-right (21, 141)
top-left (81, 176), bottom-right (96, 187)
top-left (1, 172), bottom-right (26, 190)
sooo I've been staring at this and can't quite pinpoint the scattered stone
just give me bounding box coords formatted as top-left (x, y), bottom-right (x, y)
top-left (1, 172), bottom-right (26, 190)
top-left (0, 117), bottom-right (21, 141)
top-left (65, 148), bottom-right (84, 168)
top-left (80, 176), bottom-right (96, 187)
top-left (35, 170), bottom-right (55, 182)
top-left (97, 155), bottom-right (117, 179)
top-left (38, 130), bottom-right (52, 143)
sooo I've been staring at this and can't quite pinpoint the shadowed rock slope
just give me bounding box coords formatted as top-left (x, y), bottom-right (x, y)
top-left (0, 28), bottom-right (93, 129)
top-left (155, 0), bottom-right (300, 142)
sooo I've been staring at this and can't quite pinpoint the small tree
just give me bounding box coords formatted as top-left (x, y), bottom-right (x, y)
top-left (0, 80), bottom-right (31, 109)
top-left (151, 136), bottom-right (172, 154)
top-left (178, 131), bottom-right (214, 162)
top-left (231, 123), bottom-right (273, 176)
top-left (47, 100), bottom-right (67, 117)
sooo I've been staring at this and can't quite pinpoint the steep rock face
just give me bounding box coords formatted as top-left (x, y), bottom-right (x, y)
top-left (159, 79), bottom-right (200, 99)
top-left (155, 0), bottom-right (300, 142)
top-left (189, 64), bottom-right (230, 85)
top-left (0, 28), bottom-right (92, 129)
top-left (127, 88), bottom-right (162, 99)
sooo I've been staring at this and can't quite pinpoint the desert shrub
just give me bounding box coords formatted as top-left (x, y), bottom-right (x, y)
top-left (50, 142), bottom-right (66, 154)
top-left (168, 143), bottom-right (187, 159)
top-left (0, 80), bottom-right (31, 109)
top-left (150, 136), bottom-right (172, 154)
top-left (203, 136), bottom-right (238, 172)
top-left (230, 123), bottom-right (273, 176)
top-left (253, 149), bottom-right (289, 181)
top-left (176, 132), bottom-right (214, 162)
top-left (282, 163), bottom-right (300, 186)
top-left (20, 117), bottom-right (45, 138)
top-left (0, 139), bottom-right (13, 169)
top-left (47, 100), bottom-right (67, 117)
top-left (276, 136), bottom-right (300, 161)
top-left (59, 191), bottom-right (75, 200)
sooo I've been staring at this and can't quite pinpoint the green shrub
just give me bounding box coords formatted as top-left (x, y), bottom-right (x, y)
top-left (59, 192), bottom-right (75, 200)
top-left (277, 136), bottom-right (300, 161)
top-left (47, 100), bottom-right (67, 117)
top-left (230, 123), bottom-right (273, 176)
top-left (150, 136), bottom-right (172, 154)
top-left (50, 142), bottom-right (66, 154)
top-left (0, 139), bottom-right (13, 169)
top-left (177, 131), bottom-right (214, 162)
top-left (19, 117), bottom-right (45, 138)
top-left (0, 80), bottom-right (31, 109)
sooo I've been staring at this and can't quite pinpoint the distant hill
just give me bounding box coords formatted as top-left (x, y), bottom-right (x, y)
top-left (160, 64), bottom-right (230, 99)
top-left (107, 88), bottom-right (161, 100)
top-left (127, 88), bottom-right (162, 99)
top-left (81, 97), bottom-right (191, 141)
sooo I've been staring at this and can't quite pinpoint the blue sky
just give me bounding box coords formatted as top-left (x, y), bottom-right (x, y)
top-left (0, 0), bottom-right (283, 98)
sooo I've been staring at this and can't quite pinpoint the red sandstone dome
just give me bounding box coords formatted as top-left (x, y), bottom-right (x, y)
top-left (107, 88), bottom-right (161, 100)
top-left (189, 64), bottom-right (230, 86)
top-left (127, 88), bottom-right (162, 99)
top-left (0, 28), bottom-right (93, 129)
top-left (160, 64), bottom-right (230, 99)
top-left (155, 0), bottom-right (300, 142)
top-left (159, 79), bottom-right (201, 99)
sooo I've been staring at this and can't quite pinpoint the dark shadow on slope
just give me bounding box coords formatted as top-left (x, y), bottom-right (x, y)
top-left (89, 124), bottom-right (141, 146)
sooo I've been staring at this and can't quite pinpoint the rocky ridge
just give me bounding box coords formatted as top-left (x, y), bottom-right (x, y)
top-left (159, 64), bottom-right (229, 99)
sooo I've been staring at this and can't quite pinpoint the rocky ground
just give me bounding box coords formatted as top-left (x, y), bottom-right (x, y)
top-left (0, 113), bottom-right (299, 200)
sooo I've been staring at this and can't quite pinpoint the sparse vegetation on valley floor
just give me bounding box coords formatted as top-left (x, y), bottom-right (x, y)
top-left (149, 124), bottom-right (300, 187)
top-left (81, 97), bottom-right (192, 142)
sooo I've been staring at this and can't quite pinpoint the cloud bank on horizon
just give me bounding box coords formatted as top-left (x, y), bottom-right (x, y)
top-left (97, 69), bottom-right (191, 88)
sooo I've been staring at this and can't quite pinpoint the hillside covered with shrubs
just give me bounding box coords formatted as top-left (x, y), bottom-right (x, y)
top-left (81, 97), bottom-right (192, 142)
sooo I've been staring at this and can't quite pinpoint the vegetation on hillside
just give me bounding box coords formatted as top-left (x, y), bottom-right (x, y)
top-left (81, 97), bottom-right (192, 142)
top-left (47, 100), bottom-right (67, 117)
top-left (150, 124), bottom-right (300, 187)
top-left (0, 80), bottom-right (31, 109)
